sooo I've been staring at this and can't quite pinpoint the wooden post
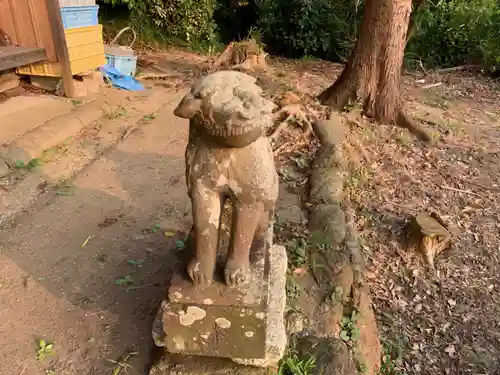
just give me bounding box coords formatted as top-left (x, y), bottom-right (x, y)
top-left (45, 0), bottom-right (75, 98)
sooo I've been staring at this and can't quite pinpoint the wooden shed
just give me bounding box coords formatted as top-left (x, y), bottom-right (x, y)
top-left (0, 0), bottom-right (102, 97)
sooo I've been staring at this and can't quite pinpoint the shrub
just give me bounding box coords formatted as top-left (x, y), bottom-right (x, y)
top-left (102, 0), bottom-right (217, 48)
top-left (255, 0), bottom-right (363, 61)
top-left (213, 0), bottom-right (260, 44)
top-left (100, 0), bottom-right (500, 70)
top-left (147, 0), bottom-right (217, 47)
top-left (407, 0), bottom-right (500, 68)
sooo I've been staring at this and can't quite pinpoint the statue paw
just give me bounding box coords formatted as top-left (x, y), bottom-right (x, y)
top-left (187, 259), bottom-right (213, 285)
top-left (224, 259), bottom-right (250, 286)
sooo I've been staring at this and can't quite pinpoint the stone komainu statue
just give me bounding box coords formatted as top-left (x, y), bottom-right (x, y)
top-left (174, 70), bottom-right (279, 286)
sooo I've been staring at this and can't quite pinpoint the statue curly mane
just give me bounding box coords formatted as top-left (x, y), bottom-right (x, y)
top-left (190, 71), bottom-right (276, 142)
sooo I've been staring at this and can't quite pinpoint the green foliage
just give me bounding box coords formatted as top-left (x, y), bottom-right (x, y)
top-left (100, 0), bottom-right (500, 69)
top-left (278, 352), bottom-right (316, 375)
top-left (255, 0), bottom-right (362, 61)
top-left (148, 0), bottom-right (217, 47)
top-left (286, 237), bottom-right (308, 269)
top-left (14, 158), bottom-right (42, 171)
top-left (407, 0), bottom-right (500, 68)
top-left (36, 339), bottom-right (55, 361)
top-left (102, 0), bottom-right (145, 11)
top-left (339, 310), bottom-right (360, 344)
top-left (102, 0), bottom-right (217, 49)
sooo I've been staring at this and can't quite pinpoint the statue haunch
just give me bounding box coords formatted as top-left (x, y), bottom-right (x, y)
top-left (174, 71), bottom-right (279, 286)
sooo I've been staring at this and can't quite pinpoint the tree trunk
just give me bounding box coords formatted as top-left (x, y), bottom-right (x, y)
top-left (318, 0), bottom-right (431, 141)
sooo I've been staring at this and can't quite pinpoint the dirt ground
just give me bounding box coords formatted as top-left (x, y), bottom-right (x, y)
top-left (0, 50), bottom-right (499, 375)
top-left (0, 52), bottom-right (305, 375)
top-left (273, 59), bottom-right (500, 375)
top-left (0, 93), bottom-right (193, 375)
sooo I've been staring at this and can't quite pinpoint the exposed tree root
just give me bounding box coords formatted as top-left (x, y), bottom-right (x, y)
top-left (396, 110), bottom-right (432, 142)
top-left (270, 104), bottom-right (314, 141)
top-left (318, 85), bottom-right (433, 142)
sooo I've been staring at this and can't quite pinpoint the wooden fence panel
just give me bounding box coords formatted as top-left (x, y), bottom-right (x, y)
top-left (0, 0), bottom-right (58, 61)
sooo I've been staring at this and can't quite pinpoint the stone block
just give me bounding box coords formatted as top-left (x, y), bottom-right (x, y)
top-left (81, 71), bottom-right (105, 94)
top-left (0, 72), bottom-right (20, 93)
top-left (158, 301), bottom-right (267, 359)
top-left (149, 352), bottom-right (272, 375)
top-left (30, 76), bottom-right (60, 92)
top-left (152, 245), bottom-right (287, 368)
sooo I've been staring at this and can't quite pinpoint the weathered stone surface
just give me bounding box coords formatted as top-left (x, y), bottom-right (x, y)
top-left (0, 72), bottom-right (20, 93)
top-left (157, 300), bottom-right (266, 359)
top-left (168, 223), bottom-right (268, 307)
top-left (306, 108), bottom-right (382, 375)
top-left (153, 245), bottom-right (287, 367)
top-left (312, 114), bottom-right (345, 147)
top-left (232, 245), bottom-right (287, 367)
top-left (294, 335), bottom-right (357, 375)
top-left (309, 146), bottom-right (345, 205)
top-left (30, 76), bottom-right (60, 92)
top-left (308, 203), bottom-right (346, 247)
top-left (168, 269), bottom-right (266, 307)
top-left (276, 184), bottom-right (304, 224)
top-left (0, 158), bottom-right (10, 177)
top-left (313, 263), bottom-right (354, 337)
top-left (81, 71), bottom-right (105, 94)
top-left (149, 352), bottom-right (271, 375)
top-left (286, 311), bottom-right (305, 334)
top-left (173, 70), bottom-right (279, 287)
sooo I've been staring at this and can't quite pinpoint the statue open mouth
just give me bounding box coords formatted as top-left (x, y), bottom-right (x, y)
top-left (194, 116), bottom-right (264, 148)
top-left (174, 70), bottom-right (276, 149)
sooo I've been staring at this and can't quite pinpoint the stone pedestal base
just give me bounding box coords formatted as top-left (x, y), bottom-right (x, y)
top-left (151, 245), bottom-right (287, 369)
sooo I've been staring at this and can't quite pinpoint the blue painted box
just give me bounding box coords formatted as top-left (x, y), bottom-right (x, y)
top-left (60, 5), bottom-right (99, 29)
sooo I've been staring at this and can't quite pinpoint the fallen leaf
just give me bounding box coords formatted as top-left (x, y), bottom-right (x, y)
top-left (444, 344), bottom-right (456, 356)
top-left (415, 303), bottom-right (423, 313)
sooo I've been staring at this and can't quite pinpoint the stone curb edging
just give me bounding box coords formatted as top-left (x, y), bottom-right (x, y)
top-left (0, 89), bottom-right (185, 228)
top-left (306, 112), bottom-right (382, 375)
top-left (0, 98), bottom-right (107, 169)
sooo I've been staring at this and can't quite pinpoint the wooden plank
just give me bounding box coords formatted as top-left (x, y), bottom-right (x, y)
top-left (0, 46), bottom-right (47, 71)
top-left (45, 0), bottom-right (75, 97)
top-left (0, 0), bottom-right (58, 62)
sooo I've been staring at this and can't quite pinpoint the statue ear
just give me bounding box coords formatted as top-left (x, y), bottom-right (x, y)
top-left (174, 94), bottom-right (202, 119)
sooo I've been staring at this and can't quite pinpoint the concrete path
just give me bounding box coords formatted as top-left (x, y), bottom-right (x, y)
top-left (0, 95), bottom-right (73, 145)
top-left (0, 92), bottom-right (191, 375)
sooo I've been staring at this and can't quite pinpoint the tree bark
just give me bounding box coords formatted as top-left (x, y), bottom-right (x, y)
top-left (318, 0), bottom-right (431, 141)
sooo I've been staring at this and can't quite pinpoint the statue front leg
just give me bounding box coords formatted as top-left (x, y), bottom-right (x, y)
top-left (188, 181), bottom-right (222, 285)
top-left (224, 201), bottom-right (264, 285)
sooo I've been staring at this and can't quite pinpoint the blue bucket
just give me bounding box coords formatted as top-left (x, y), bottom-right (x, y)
top-left (104, 27), bottom-right (138, 77)
top-left (105, 52), bottom-right (138, 77)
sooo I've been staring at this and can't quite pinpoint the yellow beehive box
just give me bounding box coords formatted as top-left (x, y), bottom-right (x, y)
top-left (17, 25), bottom-right (105, 77)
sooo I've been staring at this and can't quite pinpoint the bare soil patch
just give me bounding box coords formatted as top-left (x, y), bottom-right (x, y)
top-left (271, 58), bottom-right (500, 374)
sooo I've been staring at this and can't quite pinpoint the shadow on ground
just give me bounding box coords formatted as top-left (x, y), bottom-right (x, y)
top-left (0, 103), bottom-right (192, 375)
